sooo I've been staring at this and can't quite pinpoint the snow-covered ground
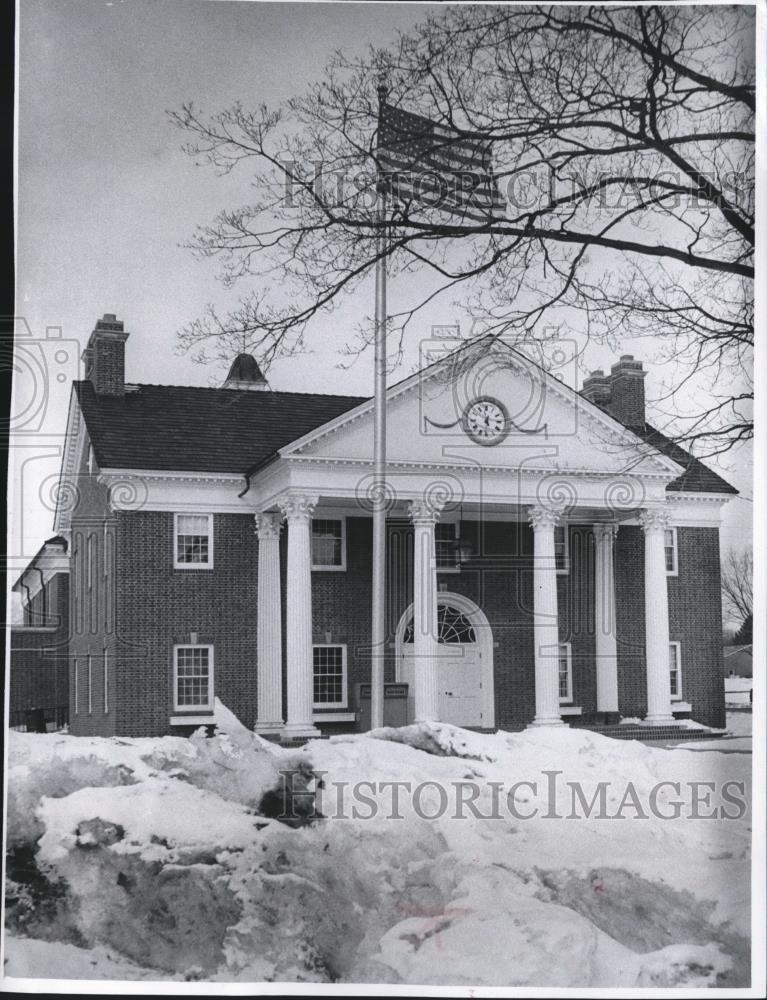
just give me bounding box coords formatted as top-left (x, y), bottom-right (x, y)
top-left (2, 706), bottom-right (752, 988)
top-left (725, 676), bottom-right (752, 707)
top-left (675, 709), bottom-right (753, 753)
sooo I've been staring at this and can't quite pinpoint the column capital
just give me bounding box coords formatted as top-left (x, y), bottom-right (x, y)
top-left (593, 522), bottom-right (619, 543)
top-left (277, 493), bottom-right (319, 523)
top-left (528, 505), bottom-right (561, 531)
top-left (254, 511), bottom-right (283, 540)
top-left (639, 506), bottom-right (671, 534)
top-left (408, 497), bottom-right (443, 526)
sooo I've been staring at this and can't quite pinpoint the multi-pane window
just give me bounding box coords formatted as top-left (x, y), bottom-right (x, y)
top-left (174, 514), bottom-right (213, 568)
top-left (435, 522), bottom-right (460, 571)
top-left (174, 645), bottom-right (213, 710)
top-left (664, 528), bottom-right (678, 574)
top-left (558, 643), bottom-right (573, 703)
top-left (554, 525), bottom-right (569, 574)
top-left (403, 605), bottom-right (476, 645)
top-left (312, 645), bottom-right (347, 708)
top-left (669, 642), bottom-right (682, 700)
top-left (311, 518), bottom-right (345, 569)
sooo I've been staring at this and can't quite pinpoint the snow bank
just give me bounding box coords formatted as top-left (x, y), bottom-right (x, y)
top-left (3, 720), bottom-right (752, 987)
top-left (3, 932), bottom-right (177, 981)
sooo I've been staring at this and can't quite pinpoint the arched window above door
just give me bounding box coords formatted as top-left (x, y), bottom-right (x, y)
top-left (402, 603), bottom-right (477, 645)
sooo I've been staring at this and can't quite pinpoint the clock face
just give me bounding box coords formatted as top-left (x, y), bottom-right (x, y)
top-left (463, 397), bottom-right (509, 446)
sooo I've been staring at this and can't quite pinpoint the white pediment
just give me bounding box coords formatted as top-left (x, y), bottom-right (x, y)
top-left (281, 339), bottom-right (683, 482)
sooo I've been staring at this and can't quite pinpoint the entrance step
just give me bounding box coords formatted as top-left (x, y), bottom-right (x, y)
top-left (571, 723), bottom-right (724, 742)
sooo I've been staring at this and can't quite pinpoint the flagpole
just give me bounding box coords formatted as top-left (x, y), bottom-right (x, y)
top-left (370, 80), bottom-right (388, 732)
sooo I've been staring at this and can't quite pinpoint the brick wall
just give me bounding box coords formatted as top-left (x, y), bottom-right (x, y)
top-left (114, 510), bottom-right (259, 737)
top-left (309, 516), bottom-right (373, 715)
top-left (615, 526), bottom-right (648, 717)
top-left (10, 573), bottom-right (69, 726)
top-left (402, 522), bottom-right (597, 727)
top-left (668, 527), bottom-right (726, 728)
top-left (435, 520), bottom-right (537, 727)
top-left (68, 432), bottom-right (117, 736)
top-left (64, 492), bottom-right (726, 736)
top-left (615, 524), bottom-right (726, 727)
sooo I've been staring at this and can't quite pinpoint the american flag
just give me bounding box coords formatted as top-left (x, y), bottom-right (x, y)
top-left (377, 101), bottom-right (507, 224)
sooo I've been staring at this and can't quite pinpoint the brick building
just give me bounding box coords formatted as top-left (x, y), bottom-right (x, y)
top-left (44, 314), bottom-right (735, 739)
top-left (10, 536), bottom-right (70, 730)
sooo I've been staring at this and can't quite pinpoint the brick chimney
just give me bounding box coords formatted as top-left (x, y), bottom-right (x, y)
top-left (607, 355), bottom-right (646, 428)
top-left (81, 314), bottom-right (129, 395)
top-left (581, 355), bottom-right (646, 428)
top-left (581, 369), bottom-right (611, 407)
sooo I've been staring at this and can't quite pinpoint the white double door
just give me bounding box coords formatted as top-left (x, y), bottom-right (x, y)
top-left (401, 642), bottom-right (483, 727)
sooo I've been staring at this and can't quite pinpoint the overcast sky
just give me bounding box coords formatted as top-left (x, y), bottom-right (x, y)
top-left (11, 0), bottom-right (752, 569)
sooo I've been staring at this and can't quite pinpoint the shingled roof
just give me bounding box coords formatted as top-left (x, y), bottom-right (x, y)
top-left (74, 381), bottom-right (366, 475)
top-left (73, 378), bottom-right (735, 494)
top-left (633, 423), bottom-right (737, 494)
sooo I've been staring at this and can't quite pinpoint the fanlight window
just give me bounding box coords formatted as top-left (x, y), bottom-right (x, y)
top-left (403, 604), bottom-right (476, 644)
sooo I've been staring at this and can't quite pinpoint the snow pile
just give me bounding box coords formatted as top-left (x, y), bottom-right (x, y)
top-left (4, 719), bottom-right (751, 987)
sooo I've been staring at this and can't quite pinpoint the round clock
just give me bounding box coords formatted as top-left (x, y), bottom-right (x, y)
top-left (462, 396), bottom-right (510, 446)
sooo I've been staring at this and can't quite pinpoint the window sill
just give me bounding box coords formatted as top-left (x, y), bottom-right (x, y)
top-left (312, 711), bottom-right (356, 723)
top-left (671, 701), bottom-right (692, 713)
top-left (559, 705), bottom-right (582, 716)
top-left (170, 714), bottom-right (214, 726)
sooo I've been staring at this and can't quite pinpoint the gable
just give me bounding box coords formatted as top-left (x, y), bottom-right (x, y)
top-left (282, 342), bottom-right (682, 481)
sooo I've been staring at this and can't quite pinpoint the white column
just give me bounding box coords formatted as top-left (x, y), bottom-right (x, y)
top-left (593, 523), bottom-right (619, 717)
top-left (528, 506), bottom-right (565, 726)
top-left (408, 498), bottom-right (442, 723)
top-left (639, 507), bottom-right (675, 724)
top-left (278, 494), bottom-right (320, 739)
top-left (254, 512), bottom-right (284, 734)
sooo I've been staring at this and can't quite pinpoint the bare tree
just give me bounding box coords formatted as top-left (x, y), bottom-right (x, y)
top-left (169, 4), bottom-right (753, 455)
top-left (721, 547), bottom-right (753, 629)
